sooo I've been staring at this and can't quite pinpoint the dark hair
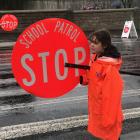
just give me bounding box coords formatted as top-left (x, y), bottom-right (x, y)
top-left (88, 29), bottom-right (121, 58)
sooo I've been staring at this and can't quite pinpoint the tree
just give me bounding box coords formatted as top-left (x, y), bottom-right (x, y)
top-left (0, 0), bottom-right (25, 10)
top-left (121, 0), bottom-right (133, 8)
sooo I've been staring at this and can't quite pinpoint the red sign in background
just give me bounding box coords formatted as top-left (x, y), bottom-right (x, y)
top-left (0, 14), bottom-right (18, 31)
top-left (12, 18), bottom-right (90, 98)
top-left (124, 26), bottom-right (129, 33)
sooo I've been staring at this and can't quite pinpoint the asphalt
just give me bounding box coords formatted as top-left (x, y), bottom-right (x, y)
top-left (10, 124), bottom-right (140, 140)
top-left (0, 38), bottom-right (140, 139)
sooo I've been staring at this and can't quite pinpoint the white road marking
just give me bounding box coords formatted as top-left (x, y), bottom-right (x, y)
top-left (0, 89), bottom-right (140, 112)
top-left (0, 107), bottom-right (140, 139)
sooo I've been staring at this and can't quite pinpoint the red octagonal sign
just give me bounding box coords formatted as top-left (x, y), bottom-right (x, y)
top-left (124, 26), bottom-right (129, 33)
top-left (12, 18), bottom-right (90, 98)
top-left (0, 14), bottom-right (18, 31)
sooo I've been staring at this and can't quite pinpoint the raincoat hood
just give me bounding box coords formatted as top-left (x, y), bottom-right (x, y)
top-left (90, 53), bottom-right (122, 70)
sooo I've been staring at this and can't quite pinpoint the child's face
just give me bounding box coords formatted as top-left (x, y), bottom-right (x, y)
top-left (89, 36), bottom-right (104, 55)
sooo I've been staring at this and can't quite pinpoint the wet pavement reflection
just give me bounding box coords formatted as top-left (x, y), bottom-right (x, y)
top-left (0, 37), bottom-right (140, 139)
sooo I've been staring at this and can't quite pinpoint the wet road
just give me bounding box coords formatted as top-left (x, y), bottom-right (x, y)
top-left (12, 128), bottom-right (140, 140)
top-left (0, 37), bottom-right (140, 139)
top-left (10, 116), bottom-right (140, 140)
top-left (0, 74), bottom-right (140, 128)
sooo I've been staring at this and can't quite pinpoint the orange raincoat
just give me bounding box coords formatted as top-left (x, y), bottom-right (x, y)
top-left (82, 54), bottom-right (124, 140)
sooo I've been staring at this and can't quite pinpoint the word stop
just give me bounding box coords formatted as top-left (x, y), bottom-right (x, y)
top-left (21, 47), bottom-right (86, 86)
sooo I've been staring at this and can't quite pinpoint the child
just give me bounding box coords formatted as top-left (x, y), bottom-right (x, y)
top-left (80, 29), bottom-right (124, 140)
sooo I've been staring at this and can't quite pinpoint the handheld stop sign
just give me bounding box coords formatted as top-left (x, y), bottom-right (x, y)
top-left (12, 18), bottom-right (90, 98)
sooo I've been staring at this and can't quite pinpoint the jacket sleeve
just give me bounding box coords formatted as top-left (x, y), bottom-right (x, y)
top-left (101, 66), bottom-right (124, 128)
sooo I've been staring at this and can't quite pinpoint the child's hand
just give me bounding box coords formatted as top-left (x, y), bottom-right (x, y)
top-left (79, 76), bottom-right (83, 84)
top-left (79, 74), bottom-right (88, 85)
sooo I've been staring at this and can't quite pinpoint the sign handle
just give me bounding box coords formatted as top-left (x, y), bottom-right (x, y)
top-left (65, 63), bottom-right (90, 70)
top-left (65, 63), bottom-right (140, 76)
